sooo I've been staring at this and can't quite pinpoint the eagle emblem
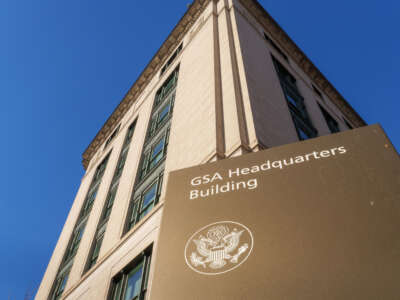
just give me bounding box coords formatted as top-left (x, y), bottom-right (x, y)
top-left (185, 221), bottom-right (253, 275)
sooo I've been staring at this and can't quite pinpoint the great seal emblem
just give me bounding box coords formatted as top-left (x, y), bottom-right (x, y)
top-left (184, 221), bottom-right (254, 275)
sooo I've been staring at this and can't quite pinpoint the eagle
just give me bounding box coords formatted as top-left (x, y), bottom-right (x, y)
top-left (190, 227), bottom-right (248, 269)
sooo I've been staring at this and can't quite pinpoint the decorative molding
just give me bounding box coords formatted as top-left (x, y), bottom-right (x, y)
top-left (82, 0), bottom-right (366, 169)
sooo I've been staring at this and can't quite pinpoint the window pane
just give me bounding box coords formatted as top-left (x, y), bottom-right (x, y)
top-left (286, 93), bottom-right (297, 108)
top-left (151, 139), bottom-right (164, 160)
top-left (113, 279), bottom-right (123, 300)
top-left (70, 226), bottom-right (84, 255)
top-left (92, 235), bottom-right (103, 259)
top-left (158, 103), bottom-right (170, 124)
top-left (115, 152), bottom-right (128, 178)
top-left (84, 186), bottom-right (98, 214)
top-left (139, 203), bottom-right (154, 221)
top-left (108, 187), bottom-right (117, 208)
top-left (162, 76), bottom-right (175, 97)
top-left (149, 139), bottom-right (165, 169)
top-left (142, 184), bottom-right (157, 208)
top-left (124, 263), bottom-right (144, 300)
top-left (148, 117), bottom-right (157, 137)
top-left (126, 123), bottom-right (136, 142)
top-left (328, 120), bottom-right (340, 133)
top-left (149, 153), bottom-right (162, 169)
top-left (318, 104), bottom-right (340, 133)
top-left (143, 255), bottom-right (151, 289)
top-left (76, 227), bottom-right (84, 243)
top-left (298, 127), bottom-right (310, 140)
top-left (53, 271), bottom-right (69, 300)
top-left (128, 200), bottom-right (140, 229)
top-left (155, 91), bottom-right (162, 105)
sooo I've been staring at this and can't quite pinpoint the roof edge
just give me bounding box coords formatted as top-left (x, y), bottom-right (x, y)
top-left (239, 0), bottom-right (366, 127)
top-left (81, 0), bottom-right (211, 169)
top-left (82, 0), bottom-right (366, 170)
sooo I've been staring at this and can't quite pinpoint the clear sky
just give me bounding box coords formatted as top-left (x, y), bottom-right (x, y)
top-left (1, 0), bottom-right (399, 298)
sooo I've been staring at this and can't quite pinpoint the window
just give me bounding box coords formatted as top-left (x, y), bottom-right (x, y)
top-left (127, 175), bottom-right (163, 231)
top-left (272, 56), bottom-right (317, 141)
top-left (158, 102), bottom-right (171, 124)
top-left (80, 185), bottom-right (99, 219)
top-left (108, 248), bottom-right (152, 300)
top-left (318, 103), bottom-right (340, 133)
top-left (79, 151), bottom-right (110, 219)
top-left (114, 150), bottom-right (128, 179)
top-left (124, 66), bottom-right (178, 236)
top-left (79, 153), bottom-right (111, 221)
top-left (124, 121), bottom-right (136, 145)
top-left (64, 222), bottom-right (86, 263)
top-left (92, 153), bottom-right (111, 186)
top-left (155, 68), bottom-right (179, 106)
top-left (273, 56), bottom-right (296, 88)
top-left (49, 268), bottom-right (70, 300)
top-left (147, 96), bottom-right (174, 139)
top-left (139, 129), bottom-right (169, 181)
top-left (149, 138), bottom-right (165, 168)
top-left (105, 124), bottom-right (121, 149)
top-left (292, 114), bottom-right (316, 141)
top-left (50, 153), bottom-right (111, 297)
top-left (102, 184), bottom-right (117, 221)
top-left (264, 32), bottom-right (288, 61)
top-left (84, 121), bottom-right (137, 273)
top-left (86, 232), bottom-right (104, 270)
top-left (160, 43), bottom-right (182, 76)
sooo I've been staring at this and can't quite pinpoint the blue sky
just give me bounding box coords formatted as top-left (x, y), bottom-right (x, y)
top-left (1, 0), bottom-right (399, 298)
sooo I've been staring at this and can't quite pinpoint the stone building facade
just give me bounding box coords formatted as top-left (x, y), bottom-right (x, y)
top-left (35, 0), bottom-right (365, 299)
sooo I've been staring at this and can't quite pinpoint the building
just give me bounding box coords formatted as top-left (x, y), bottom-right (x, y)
top-left (35, 0), bottom-right (365, 299)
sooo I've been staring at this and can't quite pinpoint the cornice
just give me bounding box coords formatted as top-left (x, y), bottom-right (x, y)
top-left (81, 0), bottom-right (211, 169)
top-left (82, 0), bottom-right (366, 169)
top-left (238, 0), bottom-right (366, 129)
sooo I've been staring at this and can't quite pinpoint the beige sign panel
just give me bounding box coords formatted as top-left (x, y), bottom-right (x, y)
top-left (150, 124), bottom-right (400, 299)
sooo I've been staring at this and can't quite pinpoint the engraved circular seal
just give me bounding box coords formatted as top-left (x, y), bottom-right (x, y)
top-left (184, 221), bottom-right (254, 275)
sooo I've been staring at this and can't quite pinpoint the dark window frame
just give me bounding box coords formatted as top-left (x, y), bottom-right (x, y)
top-left (49, 267), bottom-right (71, 300)
top-left (122, 66), bottom-right (179, 238)
top-left (292, 113), bottom-right (317, 141)
top-left (49, 152), bottom-right (111, 299)
top-left (147, 95), bottom-right (175, 140)
top-left (84, 120), bottom-right (137, 274)
top-left (154, 68), bottom-right (179, 108)
top-left (138, 128), bottom-right (170, 182)
top-left (85, 230), bottom-right (105, 271)
top-left (64, 152), bottom-right (111, 264)
top-left (318, 103), bottom-right (340, 133)
top-left (272, 55), bottom-right (318, 141)
top-left (264, 32), bottom-right (288, 61)
top-left (160, 43), bottom-right (183, 76)
top-left (126, 174), bottom-right (163, 232)
top-left (104, 124), bottom-right (121, 149)
top-left (107, 246), bottom-right (152, 300)
top-left (63, 221), bottom-right (87, 264)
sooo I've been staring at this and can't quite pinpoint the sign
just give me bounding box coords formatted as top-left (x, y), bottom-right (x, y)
top-left (150, 124), bottom-right (400, 299)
